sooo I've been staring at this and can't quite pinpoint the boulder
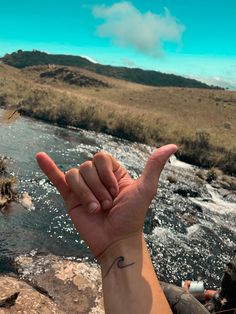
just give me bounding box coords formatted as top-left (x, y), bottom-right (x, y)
top-left (0, 201), bottom-right (26, 215)
top-left (15, 254), bottom-right (104, 314)
top-left (19, 192), bottom-right (34, 210)
top-left (160, 282), bottom-right (210, 314)
top-left (0, 276), bottom-right (62, 313)
top-left (174, 187), bottom-right (200, 198)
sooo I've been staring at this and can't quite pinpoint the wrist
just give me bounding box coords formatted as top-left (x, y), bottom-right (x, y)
top-left (97, 232), bottom-right (145, 276)
top-left (97, 232), bottom-right (172, 314)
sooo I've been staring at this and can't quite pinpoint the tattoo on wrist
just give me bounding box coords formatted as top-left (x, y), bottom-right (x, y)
top-left (104, 256), bottom-right (135, 278)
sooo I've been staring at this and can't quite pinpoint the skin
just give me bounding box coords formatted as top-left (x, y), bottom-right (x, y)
top-left (36, 144), bottom-right (177, 257)
top-left (36, 144), bottom-right (177, 314)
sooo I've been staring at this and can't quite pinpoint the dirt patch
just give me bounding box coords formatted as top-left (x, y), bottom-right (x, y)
top-left (40, 66), bottom-right (110, 88)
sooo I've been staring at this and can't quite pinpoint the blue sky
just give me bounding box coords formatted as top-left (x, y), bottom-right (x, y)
top-left (0, 0), bottom-right (235, 89)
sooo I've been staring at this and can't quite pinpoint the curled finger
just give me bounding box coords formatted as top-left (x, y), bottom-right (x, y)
top-left (65, 168), bottom-right (101, 214)
top-left (79, 160), bottom-right (113, 211)
top-left (93, 152), bottom-right (120, 197)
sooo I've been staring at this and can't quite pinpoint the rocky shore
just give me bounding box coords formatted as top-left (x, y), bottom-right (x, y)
top-left (0, 253), bottom-right (103, 314)
top-left (0, 253), bottom-right (211, 314)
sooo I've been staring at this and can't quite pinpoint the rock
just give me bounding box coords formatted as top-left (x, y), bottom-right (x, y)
top-left (160, 282), bottom-right (210, 314)
top-left (0, 276), bottom-right (62, 313)
top-left (0, 253), bottom-right (216, 313)
top-left (174, 187), bottom-right (200, 198)
top-left (15, 254), bottom-right (104, 314)
top-left (0, 196), bottom-right (8, 209)
top-left (166, 175), bottom-right (177, 184)
top-left (193, 203), bottom-right (203, 213)
top-left (0, 201), bottom-right (27, 215)
top-left (19, 192), bottom-right (34, 210)
top-left (182, 213), bottom-right (199, 225)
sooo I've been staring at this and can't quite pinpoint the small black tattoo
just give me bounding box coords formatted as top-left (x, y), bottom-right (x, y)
top-left (104, 256), bottom-right (135, 278)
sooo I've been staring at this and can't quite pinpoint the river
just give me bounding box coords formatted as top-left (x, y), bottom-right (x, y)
top-left (0, 109), bottom-right (235, 289)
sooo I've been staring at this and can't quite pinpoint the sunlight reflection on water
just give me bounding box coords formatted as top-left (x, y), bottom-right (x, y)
top-left (0, 110), bottom-right (235, 288)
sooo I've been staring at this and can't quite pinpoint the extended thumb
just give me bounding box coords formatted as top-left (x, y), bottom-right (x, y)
top-left (140, 144), bottom-right (178, 195)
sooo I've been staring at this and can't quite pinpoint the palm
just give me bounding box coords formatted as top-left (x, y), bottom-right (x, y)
top-left (65, 174), bottom-right (149, 256)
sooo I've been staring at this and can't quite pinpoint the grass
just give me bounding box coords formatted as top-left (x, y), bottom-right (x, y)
top-left (1, 63), bottom-right (236, 176)
top-left (195, 167), bottom-right (236, 189)
top-left (177, 131), bottom-right (236, 176)
top-left (0, 156), bottom-right (17, 205)
top-left (0, 177), bottom-right (17, 199)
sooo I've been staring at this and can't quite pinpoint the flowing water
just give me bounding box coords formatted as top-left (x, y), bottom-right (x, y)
top-left (0, 109), bottom-right (235, 288)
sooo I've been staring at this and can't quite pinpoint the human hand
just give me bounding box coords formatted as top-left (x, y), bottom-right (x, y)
top-left (36, 144), bottom-right (177, 256)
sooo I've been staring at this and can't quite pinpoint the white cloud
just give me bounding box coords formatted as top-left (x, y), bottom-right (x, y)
top-left (193, 76), bottom-right (236, 90)
top-left (92, 2), bottom-right (185, 57)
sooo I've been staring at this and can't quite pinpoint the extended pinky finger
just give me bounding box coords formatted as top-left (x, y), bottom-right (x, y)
top-left (36, 152), bottom-right (70, 200)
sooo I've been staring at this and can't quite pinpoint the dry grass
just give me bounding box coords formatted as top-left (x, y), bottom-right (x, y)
top-left (0, 156), bottom-right (7, 174)
top-left (1, 63), bottom-right (236, 176)
top-left (0, 177), bottom-right (17, 198)
top-left (0, 156), bottom-right (17, 205)
top-left (195, 167), bottom-right (236, 189)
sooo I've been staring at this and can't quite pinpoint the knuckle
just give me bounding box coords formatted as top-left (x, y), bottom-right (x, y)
top-left (93, 151), bottom-right (107, 162)
top-left (65, 168), bottom-right (77, 179)
top-left (79, 160), bottom-right (93, 172)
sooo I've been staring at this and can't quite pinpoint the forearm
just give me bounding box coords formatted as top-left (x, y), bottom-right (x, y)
top-left (98, 233), bottom-right (172, 314)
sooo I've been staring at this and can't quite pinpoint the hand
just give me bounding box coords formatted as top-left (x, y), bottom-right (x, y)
top-left (36, 144), bottom-right (177, 256)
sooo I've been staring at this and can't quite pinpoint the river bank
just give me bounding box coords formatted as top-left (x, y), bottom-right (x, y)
top-left (18, 100), bottom-right (236, 177)
top-left (1, 63), bottom-right (236, 176)
top-left (1, 252), bottom-right (213, 314)
top-left (0, 253), bottom-right (103, 313)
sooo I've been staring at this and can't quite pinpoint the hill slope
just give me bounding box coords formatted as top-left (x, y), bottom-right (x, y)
top-left (1, 50), bottom-right (221, 89)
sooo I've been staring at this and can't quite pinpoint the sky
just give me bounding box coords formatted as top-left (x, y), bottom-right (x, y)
top-left (0, 0), bottom-right (235, 89)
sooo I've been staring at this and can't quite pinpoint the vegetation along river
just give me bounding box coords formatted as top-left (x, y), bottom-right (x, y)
top-left (0, 109), bottom-right (235, 289)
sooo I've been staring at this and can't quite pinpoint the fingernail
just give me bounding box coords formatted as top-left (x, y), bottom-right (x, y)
top-left (109, 187), bottom-right (117, 197)
top-left (88, 202), bottom-right (99, 213)
top-left (102, 200), bottom-right (112, 210)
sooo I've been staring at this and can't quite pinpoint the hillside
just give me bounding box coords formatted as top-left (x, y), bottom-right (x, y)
top-left (1, 50), bottom-right (222, 89)
top-left (0, 62), bottom-right (236, 176)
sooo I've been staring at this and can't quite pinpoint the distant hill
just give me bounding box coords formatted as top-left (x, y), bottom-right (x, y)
top-left (1, 50), bottom-right (222, 89)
